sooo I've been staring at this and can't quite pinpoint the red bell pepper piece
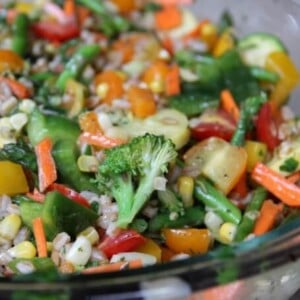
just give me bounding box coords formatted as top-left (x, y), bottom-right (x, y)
top-left (256, 102), bottom-right (281, 151)
top-left (31, 21), bottom-right (80, 43)
top-left (191, 109), bottom-right (236, 141)
top-left (98, 229), bottom-right (146, 258)
top-left (47, 183), bottom-right (90, 208)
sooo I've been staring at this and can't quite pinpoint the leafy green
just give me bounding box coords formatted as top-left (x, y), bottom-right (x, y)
top-left (279, 157), bottom-right (299, 172)
top-left (0, 139), bottom-right (37, 172)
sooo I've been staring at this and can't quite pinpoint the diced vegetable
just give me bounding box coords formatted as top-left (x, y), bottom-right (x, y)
top-left (184, 137), bottom-right (247, 195)
top-left (238, 32), bottom-right (287, 67)
top-left (0, 161), bottom-right (29, 196)
top-left (162, 228), bottom-right (211, 255)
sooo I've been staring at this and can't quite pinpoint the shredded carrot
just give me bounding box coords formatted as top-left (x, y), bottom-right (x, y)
top-left (35, 137), bottom-right (57, 192)
top-left (220, 89), bottom-right (240, 122)
top-left (251, 162), bottom-right (300, 207)
top-left (166, 64), bottom-right (181, 96)
top-left (0, 77), bottom-right (30, 99)
top-left (287, 171), bottom-right (300, 184)
top-left (26, 188), bottom-right (45, 203)
top-left (77, 5), bottom-right (90, 27)
top-left (161, 36), bottom-right (174, 55)
top-left (64, 0), bottom-right (76, 16)
top-left (155, 5), bottom-right (182, 30)
top-left (253, 199), bottom-right (283, 236)
top-left (182, 19), bottom-right (209, 42)
top-left (33, 217), bottom-right (48, 258)
top-left (79, 132), bottom-right (125, 149)
top-left (201, 281), bottom-right (244, 300)
top-left (81, 259), bottom-right (142, 274)
top-left (6, 9), bottom-right (18, 24)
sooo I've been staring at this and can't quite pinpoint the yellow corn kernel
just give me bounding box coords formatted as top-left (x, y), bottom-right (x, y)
top-left (149, 80), bottom-right (164, 93)
top-left (245, 140), bottom-right (267, 171)
top-left (96, 83), bottom-right (109, 99)
top-left (201, 22), bottom-right (218, 50)
top-left (0, 214), bottom-right (21, 241)
top-left (219, 222), bottom-right (237, 244)
top-left (77, 155), bottom-right (99, 173)
top-left (78, 226), bottom-right (99, 245)
top-left (177, 176), bottom-right (194, 207)
top-left (47, 242), bottom-right (53, 252)
top-left (8, 241), bottom-right (37, 259)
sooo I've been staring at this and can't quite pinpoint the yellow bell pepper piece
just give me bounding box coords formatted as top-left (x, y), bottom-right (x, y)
top-left (0, 161), bottom-right (29, 195)
top-left (200, 22), bottom-right (218, 50)
top-left (265, 51), bottom-right (300, 108)
top-left (244, 140), bottom-right (267, 172)
top-left (162, 228), bottom-right (211, 255)
top-left (136, 238), bottom-right (162, 263)
top-left (213, 31), bottom-right (235, 57)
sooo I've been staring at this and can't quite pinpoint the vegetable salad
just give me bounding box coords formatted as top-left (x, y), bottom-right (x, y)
top-left (0, 0), bottom-right (299, 277)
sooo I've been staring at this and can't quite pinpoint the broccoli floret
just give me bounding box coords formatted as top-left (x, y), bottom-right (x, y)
top-left (96, 133), bottom-right (177, 228)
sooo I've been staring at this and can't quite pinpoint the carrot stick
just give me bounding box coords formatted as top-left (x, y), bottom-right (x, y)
top-left (81, 259), bottom-right (142, 274)
top-left (220, 89), bottom-right (240, 122)
top-left (287, 171), bottom-right (300, 184)
top-left (230, 171), bottom-right (248, 199)
top-left (0, 77), bottom-right (30, 99)
top-left (251, 162), bottom-right (300, 207)
top-left (26, 188), bottom-right (45, 203)
top-left (161, 36), bottom-right (174, 55)
top-left (155, 5), bottom-right (182, 30)
top-left (166, 64), bottom-right (181, 96)
top-left (253, 199), bottom-right (283, 236)
top-left (182, 19), bottom-right (209, 42)
top-left (79, 132), bottom-right (125, 149)
top-left (35, 137), bottom-right (57, 192)
top-left (64, 0), bottom-right (76, 16)
top-left (33, 217), bottom-right (48, 257)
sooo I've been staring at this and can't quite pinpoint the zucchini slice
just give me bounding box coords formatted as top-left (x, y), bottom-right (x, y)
top-left (238, 32), bottom-right (286, 67)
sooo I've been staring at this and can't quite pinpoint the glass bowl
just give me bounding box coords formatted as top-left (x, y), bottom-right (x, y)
top-left (1, 1), bottom-right (300, 299)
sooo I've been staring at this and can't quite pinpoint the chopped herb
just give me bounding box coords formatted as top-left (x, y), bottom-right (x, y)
top-left (279, 157), bottom-right (299, 173)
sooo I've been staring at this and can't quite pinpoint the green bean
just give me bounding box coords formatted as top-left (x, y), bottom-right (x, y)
top-left (56, 44), bottom-right (101, 91)
top-left (12, 13), bottom-right (29, 57)
top-left (249, 66), bottom-right (280, 83)
top-left (148, 206), bottom-right (205, 232)
top-left (169, 93), bottom-right (219, 117)
top-left (194, 177), bottom-right (242, 225)
top-left (231, 94), bottom-right (267, 146)
top-left (235, 187), bottom-right (267, 242)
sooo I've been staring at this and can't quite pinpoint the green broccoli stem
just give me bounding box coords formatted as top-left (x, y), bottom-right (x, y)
top-left (231, 94), bottom-right (267, 146)
top-left (114, 174), bottom-right (135, 228)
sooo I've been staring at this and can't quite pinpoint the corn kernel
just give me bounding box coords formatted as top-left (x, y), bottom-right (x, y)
top-left (65, 236), bottom-right (92, 267)
top-left (177, 176), bottom-right (194, 207)
top-left (96, 83), bottom-right (109, 99)
top-left (77, 155), bottom-right (99, 172)
top-left (219, 222), bottom-right (237, 244)
top-left (19, 99), bottom-right (36, 114)
top-left (9, 113), bottom-right (28, 132)
top-left (8, 241), bottom-right (37, 259)
top-left (0, 214), bottom-right (21, 241)
top-left (149, 80), bottom-right (164, 93)
top-left (78, 226), bottom-right (99, 245)
top-left (204, 211), bottom-right (223, 233)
